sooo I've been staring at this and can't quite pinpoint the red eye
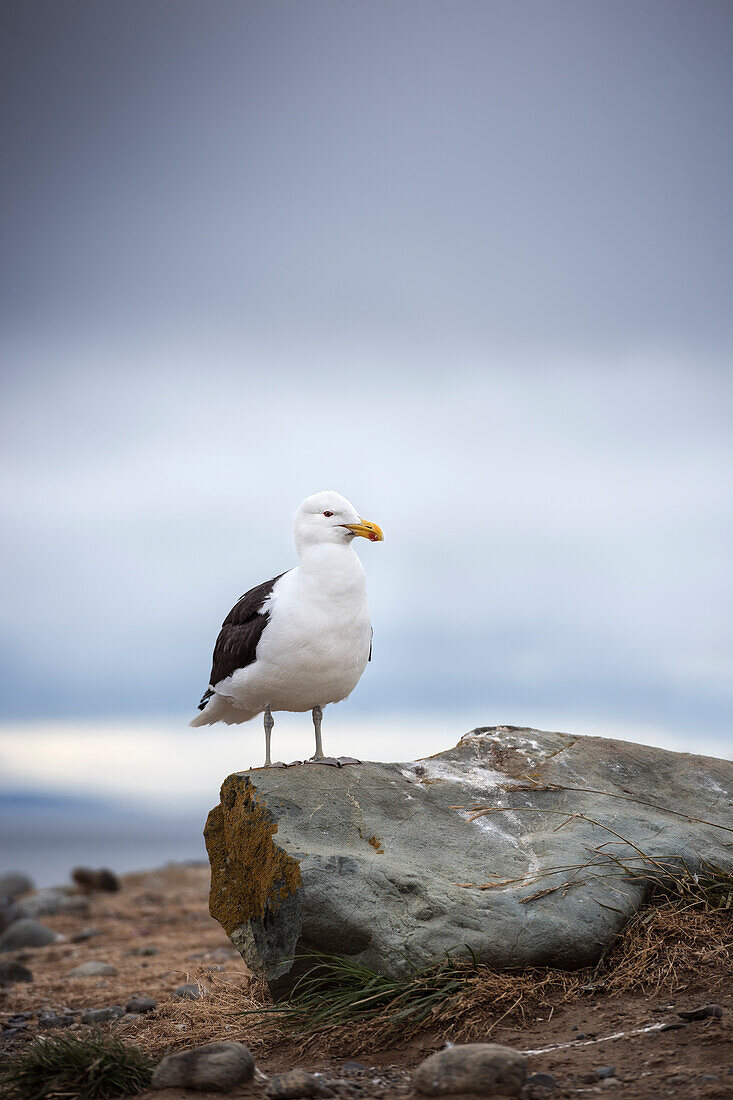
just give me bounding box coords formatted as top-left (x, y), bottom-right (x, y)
top-left (323, 510), bottom-right (334, 518)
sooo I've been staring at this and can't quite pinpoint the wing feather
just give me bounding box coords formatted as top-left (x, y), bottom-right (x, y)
top-left (197, 573), bottom-right (285, 708)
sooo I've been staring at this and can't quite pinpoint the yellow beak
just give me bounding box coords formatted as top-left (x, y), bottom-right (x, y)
top-left (344, 518), bottom-right (384, 543)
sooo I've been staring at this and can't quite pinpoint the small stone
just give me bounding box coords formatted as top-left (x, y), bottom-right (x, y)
top-left (126, 996), bottom-right (156, 1014)
top-left (18, 891), bottom-right (90, 919)
top-left (39, 1013), bottom-right (76, 1030)
top-left (72, 928), bottom-right (102, 943)
top-left (601, 1080), bottom-right (620, 1088)
top-left (80, 1005), bottom-right (125, 1024)
top-left (208, 946), bottom-right (239, 961)
top-left (69, 960), bottom-right (118, 977)
top-left (526, 1072), bottom-right (557, 1089)
top-left (175, 983), bottom-right (202, 999)
top-left (700, 1076), bottom-right (720, 1083)
top-left (342, 1061), bottom-right (367, 1074)
top-left (265, 1069), bottom-right (325, 1098)
top-left (660, 1019), bottom-right (688, 1031)
top-left (594, 1067), bottom-right (616, 1080)
top-left (0, 960), bottom-right (33, 985)
top-left (0, 918), bottom-right (57, 952)
top-left (72, 867), bottom-right (121, 893)
top-left (0, 872), bottom-right (34, 898)
top-left (14, 887), bottom-right (65, 918)
top-left (151, 1041), bottom-right (255, 1091)
top-left (413, 1044), bottom-right (527, 1097)
top-left (677, 1003), bottom-right (723, 1020)
top-left (129, 944), bottom-right (159, 956)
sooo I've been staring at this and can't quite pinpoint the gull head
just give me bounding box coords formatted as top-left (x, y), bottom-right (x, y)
top-left (294, 490), bottom-right (384, 553)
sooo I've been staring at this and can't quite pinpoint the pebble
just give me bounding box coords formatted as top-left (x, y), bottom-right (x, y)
top-left (72, 928), bottom-right (102, 943)
top-left (342, 1061), bottom-right (368, 1074)
top-left (601, 1080), bottom-right (620, 1088)
top-left (129, 944), bottom-right (159, 956)
top-left (0, 960), bottom-right (33, 985)
top-left (0, 897), bottom-right (19, 934)
top-left (69, 960), bottom-right (118, 977)
top-left (15, 887), bottom-right (89, 919)
top-left (677, 1003), bottom-right (723, 1020)
top-left (39, 1013), bottom-right (76, 1030)
top-left (526, 1072), bottom-right (557, 1089)
top-left (413, 1044), bottom-right (527, 1097)
top-left (151, 1041), bottom-right (255, 1091)
top-left (660, 1019), bottom-right (688, 1031)
top-left (175, 983), bottom-right (203, 1000)
top-left (0, 918), bottom-right (57, 951)
top-left (594, 1067), bottom-right (616, 1080)
top-left (265, 1069), bottom-right (328, 1098)
top-left (80, 1005), bottom-right (126, 1024)
top-left (126, 996), bottom-right (157, 1013)
top-left (0, 872), bottom-right (34, 898)
top-left (208, 946), bottom-right (240, 961)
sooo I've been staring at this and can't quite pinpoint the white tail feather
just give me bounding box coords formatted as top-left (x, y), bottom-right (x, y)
top-left (188, 693), bottom-right (257, 727)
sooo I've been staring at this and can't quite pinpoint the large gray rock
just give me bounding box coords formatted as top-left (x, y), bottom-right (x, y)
top-left (204, 726), bottom-right (733, 992)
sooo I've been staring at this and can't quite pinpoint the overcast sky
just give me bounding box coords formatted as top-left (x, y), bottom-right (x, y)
top-left (1, 2), bottom-right (731, 757)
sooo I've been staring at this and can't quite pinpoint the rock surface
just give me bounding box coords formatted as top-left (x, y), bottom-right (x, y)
top-left (204, 726), bottom-right (733, 990)
top-left (0, 918), bottom-right (57, 952)
top-left (413, 1043), bottom-right (527, 1096)
top-left (151, 1041), bottom-right (255, 1091)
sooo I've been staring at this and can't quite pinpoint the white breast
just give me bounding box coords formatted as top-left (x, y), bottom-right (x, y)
top-left (225, 544), bottom-right (372, 713)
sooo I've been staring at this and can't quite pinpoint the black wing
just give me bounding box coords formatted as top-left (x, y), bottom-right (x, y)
top-left (198, 573), bottom-right (285, 708)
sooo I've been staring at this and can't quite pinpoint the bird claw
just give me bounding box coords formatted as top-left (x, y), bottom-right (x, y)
top-left (285, 760), bottom-right (303, 767)
top-left (308, 756), bottom-right (361, 767)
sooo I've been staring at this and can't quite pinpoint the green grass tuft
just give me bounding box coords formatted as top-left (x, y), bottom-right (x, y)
top-left (241, 950), bottom-right (479, 1035)
top-left (0, 1031), bottom-right (154, 1100)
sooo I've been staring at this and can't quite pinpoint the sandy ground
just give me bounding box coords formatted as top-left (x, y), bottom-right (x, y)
top-left (1, 863), bottom-right (731, 1099)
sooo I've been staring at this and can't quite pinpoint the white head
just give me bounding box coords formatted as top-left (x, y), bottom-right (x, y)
top-left (294, 490), bottom-right (384, 555)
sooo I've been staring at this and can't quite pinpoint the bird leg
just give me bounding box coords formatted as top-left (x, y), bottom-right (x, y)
top-left (263, 706), bottom-right (274, 767)
top-left (311, 705), bottom-right (324, 760)
top-left (310, 706), bottom-right (342, 766)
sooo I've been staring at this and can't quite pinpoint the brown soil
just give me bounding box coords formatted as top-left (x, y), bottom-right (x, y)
top-left (1, 864), bottom-right (731, 1099)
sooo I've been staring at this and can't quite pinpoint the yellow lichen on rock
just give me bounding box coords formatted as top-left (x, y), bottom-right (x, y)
top-left (204, 775), bottom-right (303, 936)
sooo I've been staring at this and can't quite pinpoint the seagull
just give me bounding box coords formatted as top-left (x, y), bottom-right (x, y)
top-left (190, 491), bottom-right (383, 767)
